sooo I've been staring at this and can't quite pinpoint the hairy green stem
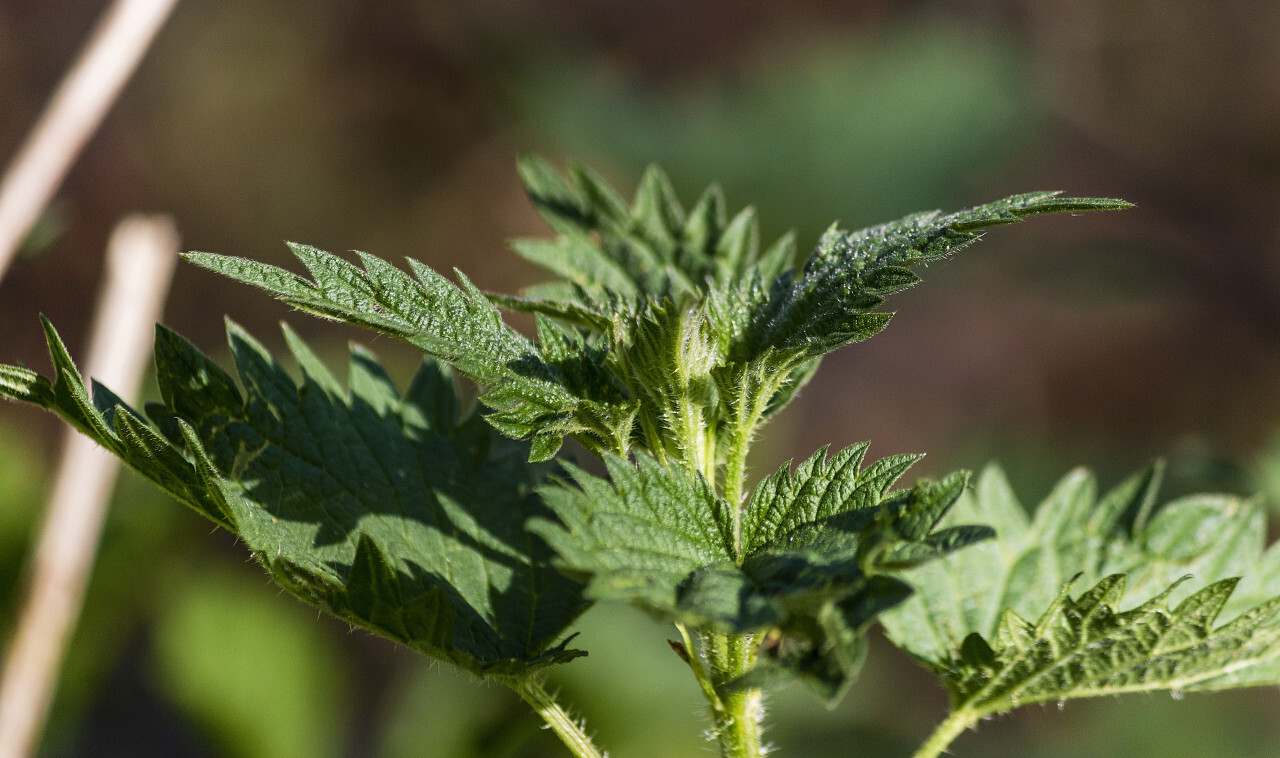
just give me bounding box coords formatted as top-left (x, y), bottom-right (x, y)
top-left (912, 707), bottom-right (981, 758)
top-left (721, 419), bottom-right (751, 548)
top-left (671, 352), bottom-right (770, 757)
top-left (676, 622), bottom-right (719, 705)
top-left (675, 399), bottom-right (716, 483)
top-left (706, 631), bottom-right (764, 758)
top-left (637, 411), bottom-right (670, 467)
top-left (513, 676), bottom-right (608, 758)
top-left (721, 369), bottom-right (786, 558)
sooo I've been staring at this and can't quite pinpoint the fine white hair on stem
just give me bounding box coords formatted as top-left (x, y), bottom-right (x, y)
top-left (0, 0), bottom-right (178, 280)
top-left (0, 214), bottom-right (178, 758)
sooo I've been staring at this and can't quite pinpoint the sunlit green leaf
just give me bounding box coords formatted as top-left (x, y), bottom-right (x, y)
top-left (882, 463), bottom-right (1280, 718)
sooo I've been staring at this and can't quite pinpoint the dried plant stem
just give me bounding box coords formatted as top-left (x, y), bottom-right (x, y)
top-left (0, 0), bottom-right (178, 279)
top-left (0, 215), bottom-right (178, 758)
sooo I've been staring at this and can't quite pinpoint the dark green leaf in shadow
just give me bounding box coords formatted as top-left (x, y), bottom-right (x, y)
top-left (0, 319), bottom-right (589, 679)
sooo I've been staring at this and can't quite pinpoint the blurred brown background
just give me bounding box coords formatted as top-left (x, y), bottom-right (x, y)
top-left (2, 1), bottom-right (1280, 756)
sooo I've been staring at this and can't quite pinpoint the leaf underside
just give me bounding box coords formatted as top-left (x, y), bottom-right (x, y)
top-left (0, 318), bottom-right (588, 678)
top-left (880, 463), bottom-right (1280, 717)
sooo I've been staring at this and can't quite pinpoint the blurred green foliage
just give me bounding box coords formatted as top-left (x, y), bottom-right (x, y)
top-left (514, 18), bottom-right (1035, 244)
top-left (151, 567), bottom-right (349, 758)
top-left (0, 421), bottom-right (46, 637)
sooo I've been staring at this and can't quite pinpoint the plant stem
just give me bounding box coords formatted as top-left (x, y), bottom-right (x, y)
top-left (912, 707), bottom-right (980, 758)
top-left (676, 622), bottom-right (719, 705)
top-left (721, 366), bottom-right (791, 558)
top-left (722, 417), bottom-right (751, 526)
top-left (705, 631), bottom-right (764, 758)
top-left (514, 676), bottom-right (608, 758)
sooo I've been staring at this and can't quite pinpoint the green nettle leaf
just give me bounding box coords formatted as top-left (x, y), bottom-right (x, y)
top-left (183, 245), bottom-right (636, 463)
top-left (881, 463), bottom-right (1280, 724)
top-left (726, 192), bottom-right (1128, 364)
top-left (0, 319), bottom-right (588, 678)
top-left (532, 443), bottom-right (993, 702)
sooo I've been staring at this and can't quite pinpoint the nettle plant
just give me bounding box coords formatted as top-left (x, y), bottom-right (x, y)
top-left (6, 158), bottom-right (1280, 758)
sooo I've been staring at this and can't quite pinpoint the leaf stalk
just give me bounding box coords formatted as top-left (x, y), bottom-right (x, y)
top-left (676, 621), bottom-right (720, 706)
top-left (912, 706), bottom-right (982, 758)
top-left (513, 676), bottom-right (609, 758)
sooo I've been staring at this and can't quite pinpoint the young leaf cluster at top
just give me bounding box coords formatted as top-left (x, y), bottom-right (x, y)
top-left (185, 158), bottom-right (1131, 488)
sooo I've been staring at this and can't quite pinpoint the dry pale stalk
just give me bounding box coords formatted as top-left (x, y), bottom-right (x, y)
top-left (0, 215), bottom-right (178, 758)
top-left (0, 0), bottom-right (178, 280)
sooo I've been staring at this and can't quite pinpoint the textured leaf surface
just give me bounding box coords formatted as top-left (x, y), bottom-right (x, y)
top-left (184, 245), bottom-right (636, 462)
top-left (725, 193), bottom-right (1132, 366)
top-left (0, 319), bottom-right (588, 678)
top-left (881, 463), bottom-right (1280, 716)
top-left (533, 445), bottom-right (992, 702)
